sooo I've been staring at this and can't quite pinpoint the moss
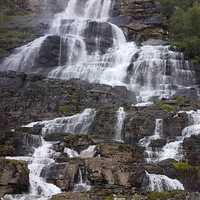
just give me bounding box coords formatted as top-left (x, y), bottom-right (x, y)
top-left (156, 101), bottom-right (176, 113)
top-left (148, 191), bottom-right (185, 200)
top-left (175, 96), bottom-right (186, 106)
top-left (173, 162), bottom-right (191, 171)
top-left (105, 196), bottom-right (113, 200)
top-left (173, 161), bottom-right (200, 180)
top-left (0, 145), bottom-right (15, 156)
top-left (0, 28), bottom-right (35, 58)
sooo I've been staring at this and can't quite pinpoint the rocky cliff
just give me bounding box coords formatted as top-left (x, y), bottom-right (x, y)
top-left (0, 0), bottom-right (200, 200)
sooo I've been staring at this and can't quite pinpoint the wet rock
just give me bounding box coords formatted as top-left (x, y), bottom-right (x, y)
top-left (163, 112), bottom-right (189, 138)
top-left (97, 143), bottom-right (143, 163)
top-left (42, 159), bottom-right (83, 191)
top-left (63, 135), bottom-right (95, 152)
top-left (84, 21), bottom-right (113, 54)
top-left (112, 0), bottom-right (166, 42)
top-left (0, 71), bottom-right (135, 130)
top-left (0, 159), bottom-right (29, 198)
top-left (183, 135), bottom-right (200, 166)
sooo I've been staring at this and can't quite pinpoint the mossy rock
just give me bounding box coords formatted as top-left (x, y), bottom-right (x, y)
top-left (0, 28), bottom-right (35, 59)
top-left (0, 145), bottom-right (15, 156)
top-left (147, 191), bottom-right (186, 200)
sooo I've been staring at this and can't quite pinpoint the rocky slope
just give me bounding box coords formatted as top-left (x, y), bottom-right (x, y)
top-left (0, 0), bottom-right (200, 200)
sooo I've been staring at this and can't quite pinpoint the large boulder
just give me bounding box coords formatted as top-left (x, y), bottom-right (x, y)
top-left (0, 159), bottom-right (29, 198)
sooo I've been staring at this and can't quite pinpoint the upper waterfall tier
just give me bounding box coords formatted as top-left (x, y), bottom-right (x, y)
top-left (0, 0), bottom-right (197, 102)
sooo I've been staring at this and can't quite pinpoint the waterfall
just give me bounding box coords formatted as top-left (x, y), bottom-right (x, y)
top-left (145, 171), bottom-right (184, 192)
top-left (24, 108), bottom-right (96, 137)
top-left (158, 110), bottom-right (200, 162)
top-left (0, 0), bottom-right (196, 102)
top-left (3, 138), bottom-right (61, 200)
top-left (139, 119), bottom-right (163, 162)
top-left (73, 168), bottom-right (91, 192)
top-left (64, 145), bottom-right (96, 158)
top-left (115, 107), bottom-right (126, 142)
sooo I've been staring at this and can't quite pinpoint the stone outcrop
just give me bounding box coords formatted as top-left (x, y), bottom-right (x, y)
top-left (111, 0), bottom-right (166, 42)
top-left (0, 159), bottom-right (29, 198)
top-left (183, 135), bottom-right (200, 166)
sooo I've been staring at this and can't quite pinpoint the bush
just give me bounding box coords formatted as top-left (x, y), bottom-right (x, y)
top-left (159, 1), bottom-right (200, 64)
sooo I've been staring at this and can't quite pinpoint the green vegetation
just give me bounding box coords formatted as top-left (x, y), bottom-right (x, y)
top-left (155, 96), bottom-right (187, 112)
top-left (0, 145), bottom-right (14, 156)
top-left (159, 0), bottom-right (200, 64)
top-left (173, 161), bottom-right (200, 179)
top-left (0, 29), bottom-right (34, 59)
top-left (173, 161), bottom-right (191, 171)
top-left (0, 0), bottom-right (29, 17)
top-left (156, 101), bottom-right (176, 113)
top-left (148, 191), bottom-right (185, 200)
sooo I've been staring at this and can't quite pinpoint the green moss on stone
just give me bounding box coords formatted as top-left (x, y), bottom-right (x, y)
top-left (148, 191), bottom-right (185, 200)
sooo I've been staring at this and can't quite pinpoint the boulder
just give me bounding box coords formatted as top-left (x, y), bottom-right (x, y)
top-left (0, 159), bottom-right (29, 198)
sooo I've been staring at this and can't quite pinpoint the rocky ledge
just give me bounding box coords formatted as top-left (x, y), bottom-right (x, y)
top-left (0, 159), bottom-right (29, 198)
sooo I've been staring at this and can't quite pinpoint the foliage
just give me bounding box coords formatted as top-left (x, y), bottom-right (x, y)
top-left (159, 0), bottom-right (200, 64)
top-left (156, 101), bottom-right (176, 113)
top-left (173, 162), bottom-right (191, 171)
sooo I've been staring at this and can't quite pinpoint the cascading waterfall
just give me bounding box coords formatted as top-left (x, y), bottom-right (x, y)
top-left (64, 145), bottom-right (96, 158)
top-left (3, 138), bottom-right (61, 200)
top-left (115, 107), bottom-right (126, 142)
top-left (3, 109), bottom-right (97, 199)
top-left (0, 0), bottom-right (196, 101)
top-left (145, 171), bottom-right (184, 192)
top-left (73, 168), bottom-right (91, 192)
top-left (25, 108), bottom-right (96, 137)
top-left (157, 110), bottom-right (200, 162)
top-left (139, 119), bottom-right (163, 162)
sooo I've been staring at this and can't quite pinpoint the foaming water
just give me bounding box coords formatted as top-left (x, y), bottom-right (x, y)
top-left (139, 119), bottom-right (163, 162)
top-left (64, 145), bottom-right (96, 158)
top-left (3, 139), bottom-right (61, 200)
top-left (115, 107), bottom-right (126, 142)
top-left (0, 0), bottom-right (196, 101)
top-left (145, 171), bottom-right (184, 192)
top-left (157, 110), bottom-right (200, 162)
top-left (24, 108), bottom-right (96, 137)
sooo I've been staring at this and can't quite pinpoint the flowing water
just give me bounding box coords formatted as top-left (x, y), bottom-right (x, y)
top-left (145, 171), bottom-right (184, 192)
top-left (157, 110), bottom-right (200, 162)
top-left (139, 119), bottom-right (163, 162)
top-left (115, 107), bottom-right (126, 142)
top-left (64, 145), bottom-right (96, 158)
top-left (3, 109), bottom-right (96, 199)
top-left (0, 0), bottom-right (196, 102)
top-left (24, 108), bottom-right (96, 137)
top-left (3, 139), bottom-right (61, 200)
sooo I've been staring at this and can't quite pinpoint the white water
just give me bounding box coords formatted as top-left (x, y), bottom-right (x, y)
top-left (73, 169), bottom-right (91, 192)
top-left (24, 108), bottom-right (96, 137)
top-left (64, 145), bottom-right (96, 158)
top-left (145, 171), bottom-right (184, 192)
top-left (3, 138), bottom-right (61, 200)
top-left (158, 110), bottom-right (200, 162)
top-left (0, 0), bottom-right (196, 101)
top-left (115, 107), bottom-right (126, 142)
top-left (139, 119), bottom-right (163, 162)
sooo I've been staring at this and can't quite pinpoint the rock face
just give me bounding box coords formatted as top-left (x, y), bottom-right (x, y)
top-left (183, 135), bottom-right (200, 166)
top-left (0, 71), bottom-right (135, 130)
top-left (0, 159), bottom-right (29, 198)
top-left (111, 0), bottom-right (166, 42)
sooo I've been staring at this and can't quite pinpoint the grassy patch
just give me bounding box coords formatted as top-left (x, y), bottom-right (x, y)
top-left (148, 191), bottom-right (185, 200)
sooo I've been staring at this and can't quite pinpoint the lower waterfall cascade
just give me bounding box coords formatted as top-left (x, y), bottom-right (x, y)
top-left (3, 139), bottom-right (61, 200)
